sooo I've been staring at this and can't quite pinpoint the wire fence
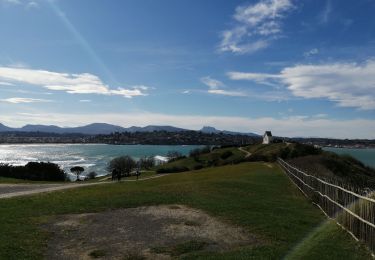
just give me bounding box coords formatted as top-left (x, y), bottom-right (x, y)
top-left (278, 158), bottom-right (375, 253)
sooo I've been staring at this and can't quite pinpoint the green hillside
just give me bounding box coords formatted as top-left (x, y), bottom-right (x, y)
top-left (0, 162), bottom-right (371, 259)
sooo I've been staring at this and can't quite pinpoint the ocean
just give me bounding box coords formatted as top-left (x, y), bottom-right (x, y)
top-left (0, 144), bottom-right (202, 178)
top-left (323, 147), bottom-right (375, 168)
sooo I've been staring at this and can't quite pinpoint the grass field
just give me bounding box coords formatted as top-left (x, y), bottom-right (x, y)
top-left (0, 162), bottom-right (372, 259)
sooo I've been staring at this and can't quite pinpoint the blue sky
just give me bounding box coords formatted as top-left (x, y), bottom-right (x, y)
top-left (0, 0), bottom-right (374, 138)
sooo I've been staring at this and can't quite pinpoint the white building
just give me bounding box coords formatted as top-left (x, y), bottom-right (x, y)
top-left (263, 131), bottom-right (273, 144)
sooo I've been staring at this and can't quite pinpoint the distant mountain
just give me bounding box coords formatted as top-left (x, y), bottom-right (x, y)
top-left (0, 123), bottom-right (259, 136)
top-left (0, 123), bottom-right (12, 132)
top-left (68, 123), bottom-right (127, 135)
top-left (200, 126), bottom-right (221, 134)
top-left (200, 126), bottom-right (259, 136)
top-left (21, 124), bottom-right (66, 133)
top-left (136, 125), bottom-right (187, 132)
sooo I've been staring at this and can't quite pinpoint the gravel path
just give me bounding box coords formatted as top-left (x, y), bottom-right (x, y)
top-left (0, 174), bottom-right (167, 199)
top-left (238, 147), bottom-right (252, 158)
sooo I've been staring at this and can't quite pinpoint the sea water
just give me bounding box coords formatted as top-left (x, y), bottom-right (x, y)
top-left (0, 144), bottom-right (202, 178)
top-left (323, 147), bottom-right (375, 168)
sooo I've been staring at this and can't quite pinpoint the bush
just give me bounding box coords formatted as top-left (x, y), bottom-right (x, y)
top-left (0, 162), bottom-right (67, 181)
top-left (220, 150), bottom-right (233, 160)
top-left (193, 164), bottom-right (204, 170)
top-left (156, 166), bottom-right (189, 174)
top-left (189, 146), bottom-right (211, 158)
top-left (87, 171), bottom-right (97, 179)
top-left (139, 156), bottom-right (155, 169)
top-left (167, 151), bottom-right (184, 161)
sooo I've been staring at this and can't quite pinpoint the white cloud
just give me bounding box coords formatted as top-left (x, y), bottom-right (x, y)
top-left (200, 76), bottom-right (224, 89)
top-left (228, 60), bottom-right (375, 110)
top-left (1, 111), bottom-right (374, 139)
top-left (0, 67), bottom-right (149, 98)
top-left (1, 0), bottom-right (38, 8)
top-left (0, 97), bottom-right (52, 103)
top-left (79, 99), bottom-right (91, 103)
top-left (0, 81), bottom-right (15, 86)
top-left (201, 76), bottom-right (247, 97)
top-left (208, 89), bottom-right (247, 97)
top-left (219, 0), bottom-right (294, 54)
top-left (303, 48), bottom-right (319, 57)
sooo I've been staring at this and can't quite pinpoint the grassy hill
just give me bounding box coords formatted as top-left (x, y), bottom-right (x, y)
top-left (0, 162), bottom-right (372, 259)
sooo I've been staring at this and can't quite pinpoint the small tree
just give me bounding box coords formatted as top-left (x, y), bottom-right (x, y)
top-left (167, 151), bottom-right (183, 162)
top-left (139, 156), bottom-right (155, 170)
top-left (108, 156), bottom-right (136, 177)
top-left (87, 171), bottom-right (97, 180)
top-left (70, 166), bottom-right (84, 181)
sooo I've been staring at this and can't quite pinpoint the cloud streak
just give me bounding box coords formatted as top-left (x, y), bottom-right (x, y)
top-left (228, 60), bottom-right (375, 110)
top-left (201, 76), bottom-right (247, 97)
top-left (0, 67), bottom-right (149, 98)
top-left (219, 0), bottom-right (294, 54)
top-left (0, 97), bottom-right (52, 103)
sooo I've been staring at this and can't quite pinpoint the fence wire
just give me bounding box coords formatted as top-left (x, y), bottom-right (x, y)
top-left (278, 158), bottom-right (375, 253)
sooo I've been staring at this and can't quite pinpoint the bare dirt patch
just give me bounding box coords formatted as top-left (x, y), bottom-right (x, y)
top-left (43, 205), bottom-right (257, 259)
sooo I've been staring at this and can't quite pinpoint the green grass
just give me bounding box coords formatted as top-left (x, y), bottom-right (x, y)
top-left (285, 220), bottom-right (372, 260)
top-left (0, 162), bottom-right (372, 259)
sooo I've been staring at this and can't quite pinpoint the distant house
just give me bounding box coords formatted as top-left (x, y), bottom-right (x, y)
top-left (263, 131), bottom-right (273, 144)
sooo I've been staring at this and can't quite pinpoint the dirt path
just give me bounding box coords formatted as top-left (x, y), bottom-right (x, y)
top-left (0, 174), bottom-right (168, 199)
top-left (43, 204), bottom-right (257, 259)
top-left (238, 147), bottom-right (252, 158)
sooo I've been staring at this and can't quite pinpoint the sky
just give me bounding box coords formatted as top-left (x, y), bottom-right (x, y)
top-left (0, 0), bottom-right (374, 138)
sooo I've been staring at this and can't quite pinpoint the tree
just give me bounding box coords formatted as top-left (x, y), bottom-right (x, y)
top-left (167, 151), bottom-right (183, 162)
top-left (70, 166), bottom-right (84, 181)
top-left (87, 171), bottom-right (97, 180)
top-left (108, 156), bottom-right (136, 177)
top-left (139, 156), bottom-right (155, 170)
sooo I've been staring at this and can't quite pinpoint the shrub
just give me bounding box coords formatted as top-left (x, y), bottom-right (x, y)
top-left (193, 164), bottom-right (204, 170)
top-left (220, 150), bottom-right (233, 160)
top-left (139, 156), bottom-right (155, 169)
top-left (0, 162), bottom-right (66, 181)
top-left (189, 146), bottom-right (211, 158)
top-left (87, 171), bottom-right (97, 179)
top-left (167, 151), bottom-right (184, 161)
top-left (156, 166), bottom-right (189, 174)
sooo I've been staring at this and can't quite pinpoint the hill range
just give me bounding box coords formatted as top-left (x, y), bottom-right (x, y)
top-left (0, 123), bottom-right (259, 136)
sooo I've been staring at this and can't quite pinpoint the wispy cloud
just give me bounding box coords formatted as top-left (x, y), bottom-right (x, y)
top-left (79, 99), bottom-right (91, 103)
top-left (201, 76), bottom-right (225, 88)
top-left (0, 0), bottom-right (21, 4)
top-left (1, 111), bottom-right (374, 139)
top-left (1, 0), bottom-right (39, 8)
top-left (0, 67), bottom-right (149, 98)
top-left (303, 48), bottom-right (319, 57)
top-left (0, 81), bottom-right (15, 86)
top-left (219, 0), bottom-right (295, 54)
top-left (228, 59), bottom-right (375, 110)
top-left (207, 89), bottom-right (247, 97)
top-left (0, 97), bottom-right (52, 103)
top-left (319, 0), bottom-right (332, 24)
top-left (201, 76), bottom-right (247, 97)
